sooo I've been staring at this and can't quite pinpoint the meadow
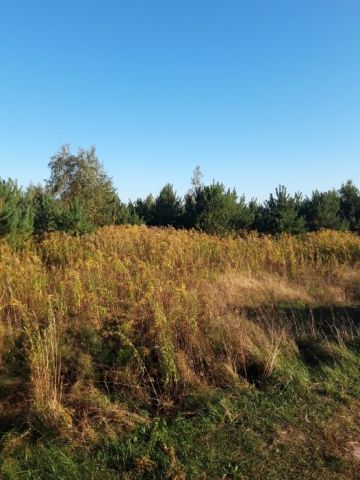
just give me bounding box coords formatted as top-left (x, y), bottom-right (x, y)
top-left (1, 226), bottom-right (360, 479)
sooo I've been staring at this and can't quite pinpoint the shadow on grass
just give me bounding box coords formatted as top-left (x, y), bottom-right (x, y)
top-left (295, 338), bottom-right (343, 367)
top-left (243, 304), bottom-right (360, 337)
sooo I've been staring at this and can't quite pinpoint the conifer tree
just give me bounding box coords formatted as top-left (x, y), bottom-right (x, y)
top-left (28, 185), bottom-right (61, 234)
top-left (258, 186), bottom-right (305, 234)
top-left (60, 197), bottom-right (94, 235)
top-left (129, 195), bottom-right (155, 224)
top-left (153, 184), bottom-right (183, 227)
top-left (0, 179), bottom-right (34, 247)
top-left (302, 190), bottom-right (348, 231)
top-left (339, 180), bottom-right (360, 232)
top-left (184, 181), bottom-right (240, 234)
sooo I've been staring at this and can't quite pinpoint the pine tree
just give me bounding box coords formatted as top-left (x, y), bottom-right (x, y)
top-left (0, 179), bottom-right (34, 247)
top-left (153, 184), bottom-right (183, 227)
top-left (233, 196), bottom-right (257, 231)
top-left (258, 186), bottom-right (305, 234)
top-left (28, 186), bottom-right (61, 234)
top-left (302, 190), bottom-right (348, 231)
top-left (339, 180), bottom-right (360, 232)
top-left (116, 202), bottom-right (143, 225)
top-left (184, 181), bottom-right (241, 234)
top-left (129, 195), bottom-right (155, 224)
top-left (60, 198), bottom-right (94, 235)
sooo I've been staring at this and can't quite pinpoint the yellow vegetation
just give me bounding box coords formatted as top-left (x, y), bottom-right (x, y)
top-left (1, 226), bottom-right (360, 440)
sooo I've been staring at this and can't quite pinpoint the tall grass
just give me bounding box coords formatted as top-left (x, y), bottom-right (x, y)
top-left (0, 226), bottom-right (360, 442)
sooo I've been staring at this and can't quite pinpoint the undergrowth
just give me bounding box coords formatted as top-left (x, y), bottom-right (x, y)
top-left (1, 226), bottom-right (360, 478)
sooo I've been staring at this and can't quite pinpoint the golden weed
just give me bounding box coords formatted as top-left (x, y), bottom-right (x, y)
top-left (1, 226), bottom-right (360, 440)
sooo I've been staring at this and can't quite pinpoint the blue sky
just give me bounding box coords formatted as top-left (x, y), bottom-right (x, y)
top-left (0, 1), bottom-right (360, 202)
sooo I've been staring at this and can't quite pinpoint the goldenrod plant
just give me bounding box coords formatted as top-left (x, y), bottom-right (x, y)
top-left (1, 226), bottom-right (360, 478)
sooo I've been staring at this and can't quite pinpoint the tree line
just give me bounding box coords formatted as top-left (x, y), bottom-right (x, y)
top-left (1, 145), bottom-right (360, 246)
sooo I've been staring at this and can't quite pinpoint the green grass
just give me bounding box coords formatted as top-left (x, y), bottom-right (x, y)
top-left (2, 343), bottom-right (360, 479)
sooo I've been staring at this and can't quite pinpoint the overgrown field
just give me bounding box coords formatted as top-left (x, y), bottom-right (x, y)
top-left (1, 226), bottom-right (360, 479)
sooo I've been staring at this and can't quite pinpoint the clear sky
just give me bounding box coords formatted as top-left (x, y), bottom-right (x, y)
top-left (0, 1), bottom-right (360, 202)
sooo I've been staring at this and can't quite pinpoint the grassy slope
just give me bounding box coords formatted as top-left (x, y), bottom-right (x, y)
top-left (1, 227), bottom-right (360, 479)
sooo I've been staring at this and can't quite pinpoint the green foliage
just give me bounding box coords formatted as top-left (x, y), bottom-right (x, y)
top-left (184, 181), bottom-right (245, 234)
top-left (47, 145), bottom-right (121, 227)
top-left (183, 167), bottom-right (256, 233)
top-left (302, 190), bottom-right (348, 231)
top-left (233, 196), bottom-right (258, 230)
top-left (28, 185), bottom-right (62, 234)
top-left (339, 180), bottom-right (360, 232)
top-left (130, 195), bottom-right (155, 225)
top-left (197, 183), bottom-right (237, 233)
top-left (0, 179), bottom-right (33, 247)
top-left (5, 148), bottom-right (360, 242)
top-left (257, 185), bottom-right (306, 234)
top-left (60, 197), bottom-right (95, 235)
top-left (151, 184), bottom-right (183, 227)
top-left (115, 202), bottom-right (143, 225)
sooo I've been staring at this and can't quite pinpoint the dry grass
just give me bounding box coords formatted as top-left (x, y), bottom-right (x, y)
top-left (1, 226), bottom-right (360, 441)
